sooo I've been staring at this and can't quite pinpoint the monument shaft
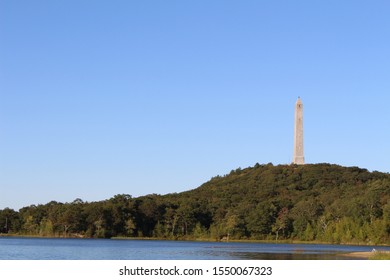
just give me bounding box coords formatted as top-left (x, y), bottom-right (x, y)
top-left (293, 97), bottom-right (305, 164)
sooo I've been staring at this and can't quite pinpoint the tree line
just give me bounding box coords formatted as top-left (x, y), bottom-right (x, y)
top-left (1, 163), bottom-right (389, 245)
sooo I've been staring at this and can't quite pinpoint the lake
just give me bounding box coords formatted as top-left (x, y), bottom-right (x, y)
top-left (0, 237), bottom-right (389, 260)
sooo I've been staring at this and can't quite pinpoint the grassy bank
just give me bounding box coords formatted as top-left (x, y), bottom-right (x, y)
top-left (368, 251), bottom-right (390, 260)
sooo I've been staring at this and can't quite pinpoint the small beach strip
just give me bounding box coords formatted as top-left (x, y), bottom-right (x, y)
top-left (341, 250), bottom-right (390, 260)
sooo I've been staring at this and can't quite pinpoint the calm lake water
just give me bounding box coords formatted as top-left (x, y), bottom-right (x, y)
top-left (0, 237), bottom-right (389, 260)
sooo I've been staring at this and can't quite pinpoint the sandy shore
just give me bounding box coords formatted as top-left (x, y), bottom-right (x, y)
top-left (341, 251), bottom-right (390, 259)
top-left (342, 252), bottom-right (373, 259)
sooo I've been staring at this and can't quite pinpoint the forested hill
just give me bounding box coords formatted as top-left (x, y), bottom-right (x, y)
top-left (1, 163), bottom-right (390, 244)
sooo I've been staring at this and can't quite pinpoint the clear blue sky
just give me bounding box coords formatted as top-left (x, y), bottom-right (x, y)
top-left (1, 0), bottom-right (389, 210)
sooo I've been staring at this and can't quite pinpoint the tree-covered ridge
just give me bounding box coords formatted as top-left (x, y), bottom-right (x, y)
top-left (1, 163), bottom-right (390, 244)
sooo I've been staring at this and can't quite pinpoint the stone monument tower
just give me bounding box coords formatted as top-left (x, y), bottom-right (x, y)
top-left (293, 97), bottom-right (305, 165)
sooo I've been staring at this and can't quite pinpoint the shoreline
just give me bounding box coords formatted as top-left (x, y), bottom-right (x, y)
top-left (339, 251), bottom-right (373, 259)
top-left (340, 250), bottom-right (390, 260)
top-left (2, 233), bottom-right (390, 247)
top-left (111, 236), bottom-right (390, 247)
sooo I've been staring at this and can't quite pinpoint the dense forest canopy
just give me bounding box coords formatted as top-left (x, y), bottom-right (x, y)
top-left (1, 163), bottom-right (390, 244)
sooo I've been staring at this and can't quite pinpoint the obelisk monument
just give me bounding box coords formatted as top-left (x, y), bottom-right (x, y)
top-left (293, 97), bottom-right (305, 164)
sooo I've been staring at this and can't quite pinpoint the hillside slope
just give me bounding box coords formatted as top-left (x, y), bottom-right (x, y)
top-left (177, 163), bottom-right (390, 243)
top-left (1, 163), bottom-right (390, 244)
